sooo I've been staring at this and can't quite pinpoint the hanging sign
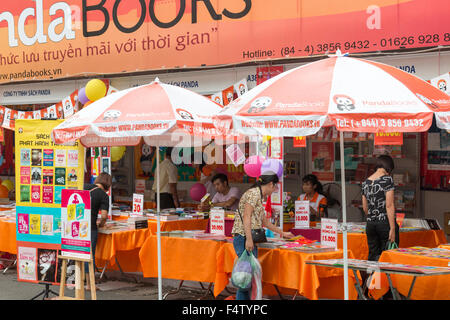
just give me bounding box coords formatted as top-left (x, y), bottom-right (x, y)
top-left (226, 144), bottom-right (245, 167)
top-left (374, 132), bottom-right (403, 145)
top-left (293, 136), bottom-right (306, 148)
top-left (131, 193), bottom-right (144, 217)
top-left (210, 208), bottom-right (225, 235)
top-left (295, 201), bottom-right (310, 228)
top-left (320, 218), bottom-right (338, 249)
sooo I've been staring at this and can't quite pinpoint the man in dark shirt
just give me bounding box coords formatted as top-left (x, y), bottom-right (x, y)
top-left (83, 172), bottom-right (111, 290)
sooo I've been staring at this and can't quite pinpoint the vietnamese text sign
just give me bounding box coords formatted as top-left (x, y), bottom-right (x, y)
top-left (293, 136), bottom-right (306, 148)
top-left (15, 119), bottom-right (85, 284)
top-left (321, 218), bottom-right (338, 249)
top-left (374, 132), bottom-right (403, 145)
top-left (295, 201), bottom-right (310, 228)
top-left (61, 189), bottom-right (91, 260)
top-left (1, 1), bottom-right (449, 83)
top-left (210, 208), bottom-right (225, 235)
top-left (131, 193), bottom-right (144, 217)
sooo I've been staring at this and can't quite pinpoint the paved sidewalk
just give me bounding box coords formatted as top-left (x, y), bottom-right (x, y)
top-left (0, 268), bottom-right (225, 300)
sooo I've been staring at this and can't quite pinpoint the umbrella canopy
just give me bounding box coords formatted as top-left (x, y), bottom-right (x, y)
top-left (214, 54), bottom-right (450, 137)
top-left (52, 79), bottom-right (228, 147)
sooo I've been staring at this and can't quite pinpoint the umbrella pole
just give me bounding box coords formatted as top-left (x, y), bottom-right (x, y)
top-left (156, 143), bottom-right (162, 300)
top-left (339, 131), bottom-right (349, 300)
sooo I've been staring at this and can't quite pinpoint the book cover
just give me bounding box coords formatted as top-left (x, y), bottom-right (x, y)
top-left (71, 221), bottom-right (80, 238)
top-left (67, 204), bottom-right (76, 221)
top-left (20, 149), bottom-right (31, 166)
top-left (37, 249), bottom-right (57, 283)
top-left (42, 168), bottom-right (54, 185)
top-left (31, 185), bottom-right (41, 203)
top-left (43, 149), bottom-right (54, 167)
top-left (67, 168), bottom-right (78, 187)
top-left (55, 149), bottom-right (67, 167)
top-left (54, 186), bottom-right (64, 204)
top-left (80, 221), bottom-right (88, 238)
top-left (31, 167), bottom-right (42, 185)
top-left (42, 186), bottom-right (54, 204)
top-left (20, 185), bottom-right (30, 202)
top-left (18, 247), bottom-right (37, 281)
top-left (67, 150), bottom-right (79, 167)
top-left (20, 167), bottom-right (31, 184)
top-left (17, 213), bottom-right (29, 234)
top-left (41, 215), bottom-right (54, 236)
top-left (54, 168), bottom-right (66, 186)
top-left (76, 203), bottom-right (85, 220)
top-left (29, 214), bottom-right (41, 235)
top-left (31, 149), bottom-right (42, 166)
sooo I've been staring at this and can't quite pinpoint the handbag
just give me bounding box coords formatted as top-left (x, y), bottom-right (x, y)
top-left (385, 241), bottom-right (398, 250)
top-left (237, 187), bottom-right (267, 243)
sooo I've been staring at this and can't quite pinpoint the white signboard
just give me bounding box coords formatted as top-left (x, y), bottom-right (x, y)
top-left (295, 201), bottom-right (310, 229)
top-left (226, 144), bottom-right (245, 167)
top-left (131, 193), bottom-right (144, 217)
top-left (321, 218), bottom-right (338, 249)
top-left (210, 208), bottom-right (225, 235)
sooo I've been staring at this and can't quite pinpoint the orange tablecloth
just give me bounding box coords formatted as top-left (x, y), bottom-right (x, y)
top-left (147, 219), bottom-right (208, 234)
top-left (0, 220), bottom-right (16, 254)
top-left (214, 243), bottom-right (359, 300)
top-left (96, 228), bottom-right (150, 272)
top-left (139, 235), bottom-right (222, 283)
top-left (337, 230), bottom-right (447, 260)
top-left (369, 250), bottom-right (450, 300)
top-left (438, 244), bottom-right (450, 250)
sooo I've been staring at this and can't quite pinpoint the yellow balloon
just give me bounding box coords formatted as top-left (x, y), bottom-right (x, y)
top-left (1, 179), bottom-right (13, 191)
top-left (85, 79), bottom-right (107, 101)
top-left (111, 146), bottom-right (126, 162)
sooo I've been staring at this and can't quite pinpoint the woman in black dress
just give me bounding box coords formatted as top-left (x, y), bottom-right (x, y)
top-left (362, 155), bottom-right (400, 261)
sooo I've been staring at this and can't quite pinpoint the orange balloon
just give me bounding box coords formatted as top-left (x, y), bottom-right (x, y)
top-left (0, 185), bottom-right (9, 198)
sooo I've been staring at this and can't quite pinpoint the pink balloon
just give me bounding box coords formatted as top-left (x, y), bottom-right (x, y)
top-left (244, 155), bottom-right (265, 178)
top-left (190, 183), bottom-right (207, 201)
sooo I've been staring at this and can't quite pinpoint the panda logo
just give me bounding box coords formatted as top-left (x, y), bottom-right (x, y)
top-left (416, 93), bottom-right (439, 110)
top-left (226, 91), bottom-right (234, 104)
top-left (239, 84), bottom-right (247, 96)
top-left (333, 95), bottom-right (356, 112)
top-left (438, 79), bottom-right (447, 92)
top-left (103, 109), bottom-right (121, 121)
top-left (214, 96), bottom-right (222, 105)
top-left (140, 144), bottom-right (154, 176)
top-left (247, 96), bottom-right (272, 113)
top-left (18, 127), bottom-right (23, 134)
top-left (176, 108), bottom-right (194, 120)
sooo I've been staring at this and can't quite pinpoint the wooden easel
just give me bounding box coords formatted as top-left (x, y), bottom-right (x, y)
top-left (57, 255), bottom-right (96, 300)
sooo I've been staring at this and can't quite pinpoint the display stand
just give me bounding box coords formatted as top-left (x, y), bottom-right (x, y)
top-left (57, 255), bottom-right (96, 300)
top-left (30, 283), bottom-right (59, 300)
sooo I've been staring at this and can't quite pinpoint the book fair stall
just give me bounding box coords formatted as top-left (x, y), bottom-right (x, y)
top-left (0, 58), bottom-right (449, 300)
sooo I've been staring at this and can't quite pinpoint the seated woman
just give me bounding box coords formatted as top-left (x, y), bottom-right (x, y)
top-left (297, 174), bottom-right (327, 221)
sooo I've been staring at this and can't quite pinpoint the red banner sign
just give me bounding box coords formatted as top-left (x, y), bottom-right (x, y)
top-left (374, 132), bottom-right (403, 145)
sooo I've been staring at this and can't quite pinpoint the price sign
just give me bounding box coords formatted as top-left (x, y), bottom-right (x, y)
top-left (131, 193), bottom-right (144, 217)
top-left (321, 218), bottom-right (338, 249)
top-left (210, 208), bottom-right (225, 235)
top-left (294, 201), bottom-right (310, 228)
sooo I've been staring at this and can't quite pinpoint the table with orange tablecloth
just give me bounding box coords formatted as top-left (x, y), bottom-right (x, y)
top-left (369, 249), bottom-right (450, 300)
top-left (95, 228), bottom-right (150, 273)
top-left (147, 218), bottom-right (208, 234)
top-left (139, 235), bottom-right (223, 283)
top-left (337, 230), bottom-right (447, 260)
top-left (214, 243), bottom-right (360, 300)
top-left (0, 219), bottom-right (16, 255)
top-left (439, 244), bottom-right (450, 250)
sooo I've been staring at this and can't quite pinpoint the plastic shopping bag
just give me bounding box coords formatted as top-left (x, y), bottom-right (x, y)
top-left (231, 250), bottom-right (254, 290)
top-left (250, 254), bottom-right (262, 300)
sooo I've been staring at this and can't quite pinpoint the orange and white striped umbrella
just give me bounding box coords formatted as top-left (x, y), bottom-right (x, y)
top-left (214, 54), bottom-right (450, 136)
top-left (52, 79), bottom-right (231, 147)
